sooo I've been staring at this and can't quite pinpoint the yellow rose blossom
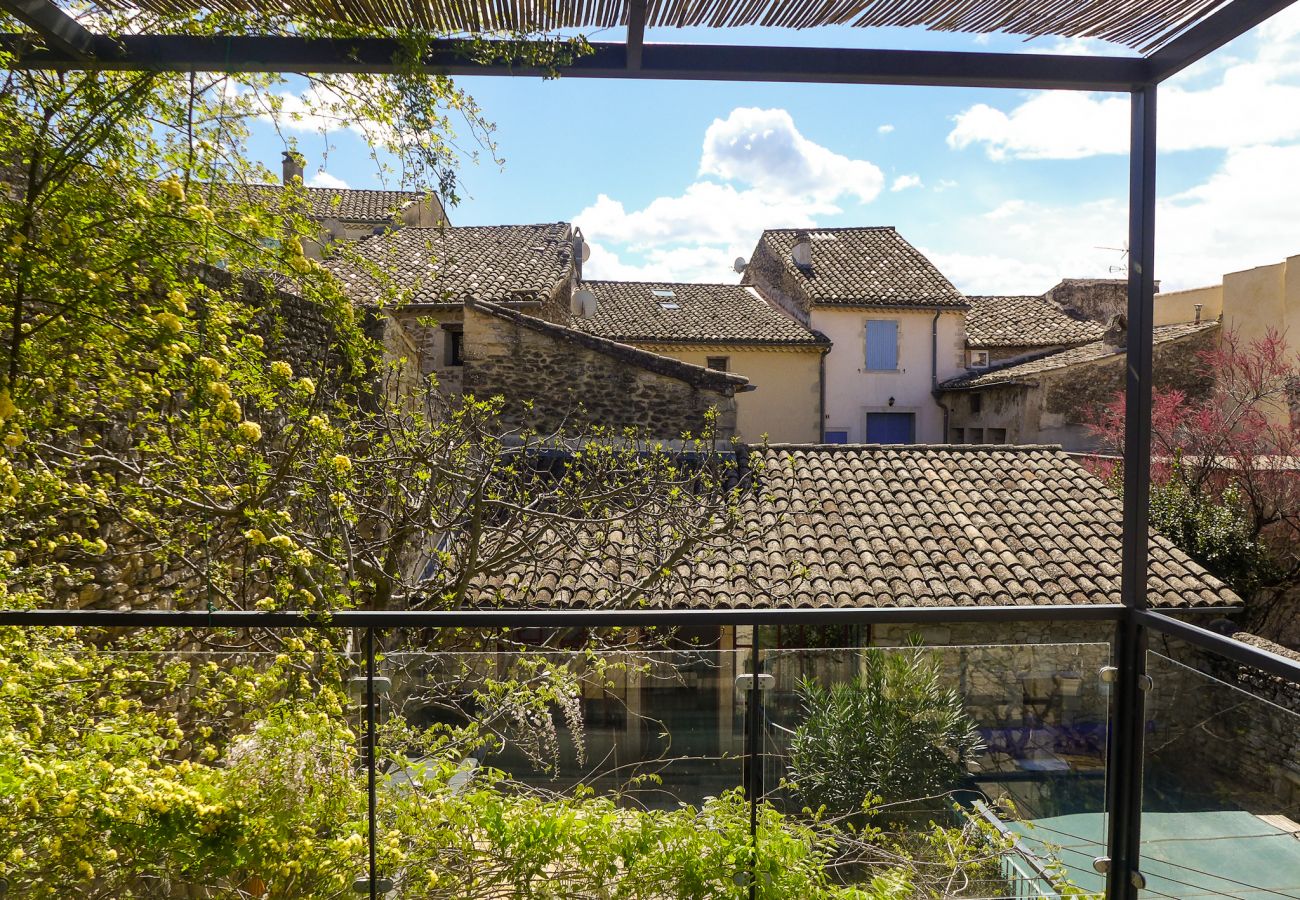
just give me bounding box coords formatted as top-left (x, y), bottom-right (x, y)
top-left (4, 430), bottom-right (24, 447)
top-left (234, 421), bottom-right (262, 443)
top-left (269, 535), bottom-right (294, 551)
top-left (154, 311), bottom-right (183, 333)
top-left (330, 454), bottom-right (352, 473)
top-left (244, 528), bottom-right (267, 545)
top-left (160, 177), bottom-right (185, 202)
top-left (0, 390), bottom-right (15, 419)
top-left (269, 361), bottom-right (293, 379)
top-left (295, 376), bottom-right (315, 395)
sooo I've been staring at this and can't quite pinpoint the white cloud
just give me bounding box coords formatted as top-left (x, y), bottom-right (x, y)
top-left (948, 5), bottom-right (1300, 159)
top-left (927, 142), bottom-right (1300, 294)
top-left (934, 179), bottom-right (959, 192)
top-left (576, 107), bottom-right (885, 282)
top-left (890, 174), bottom-right (923, 192)
top-left (698, 107), bottom-right (884, 203)
top-left (878, 124), bottom-right (895, 134)
top-left (308, 170), bottom-right (349, 189)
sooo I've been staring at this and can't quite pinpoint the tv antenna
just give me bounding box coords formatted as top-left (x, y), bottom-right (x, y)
top-left (1095, 242), bottom-right (1129, 274)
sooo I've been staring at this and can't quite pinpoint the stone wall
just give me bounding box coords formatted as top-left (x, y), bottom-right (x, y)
top-left (1039, 325), bottom-right (1215, 428)
top-left (1044, 278), bottom-right (1161, 323)
top-left (1147, 631), bottom-right (1300, 815)
top-left (742, 238), bottom-right (812, 325)
top-left (462, 300), bottom-right (746, 439)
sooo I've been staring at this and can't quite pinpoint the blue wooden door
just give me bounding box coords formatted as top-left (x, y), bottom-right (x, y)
top-left (866, 412), bottom-right (915, 444)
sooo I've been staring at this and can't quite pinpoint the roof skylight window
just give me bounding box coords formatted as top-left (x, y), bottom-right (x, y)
top-left (651, 289), bottom-right (676, 297)
top-left (659, 302), bottom-right (681, 310)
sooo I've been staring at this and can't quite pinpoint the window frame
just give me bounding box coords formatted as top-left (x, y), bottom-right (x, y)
top-left (705, 355), bottom-right (729, 372)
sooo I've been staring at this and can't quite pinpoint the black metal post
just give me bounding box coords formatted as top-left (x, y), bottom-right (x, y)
top-left (747, 627), bottom-right (761, 900)
top-left (366, 626), bottom-right (378, 900)
top-left (1105, 83), bottom-right (1157, 900)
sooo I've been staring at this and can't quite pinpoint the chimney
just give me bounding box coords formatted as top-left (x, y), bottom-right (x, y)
top-left (791, 230), bottom-right (813, 270)
top-left (281, 150), bottom-right (305, 185)
top-left (1194, 303), bottom-right (1203, 323)
top-left (1102, 313), bottom-right (1127, 349)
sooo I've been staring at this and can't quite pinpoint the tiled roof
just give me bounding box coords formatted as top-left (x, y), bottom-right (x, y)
top-left (475, 444), bottom-right (1238, 610)
top-left (327, 223), bottom-right (574, 306)
top-left (754, 227), bottom-right (966, 309)
top-left (214, 182), bottom-right (427, 224)
top-left (941, 322), bottom-right (1219, 390)
top-left (966, 295), bottom-right (1106, 349)
top-left (467, 299), bottom-right (751, 393)
top-left (570, 281), bottom-right (827, 346)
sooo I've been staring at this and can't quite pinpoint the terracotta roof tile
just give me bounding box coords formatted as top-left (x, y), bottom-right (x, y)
top-left (755, 227), bottom-right (966, 309)
top-left (571, 281), bottom-right (826, 346)
top-left (215, 182), bottom-right (427, 224)
top-left (965, 294), bottom-right (1106, 349)
top-left (941, 321), bottom-right (1219, 390)
top-left (327, 223), bottom-right (574, 306)
top-left (475, 444), bottom-right (1239, 611)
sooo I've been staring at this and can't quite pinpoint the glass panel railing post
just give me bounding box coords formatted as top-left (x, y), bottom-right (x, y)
top-left (747, 627), bottom-right (761, 900)
top-left (366, 624), bottom-right (377, 900)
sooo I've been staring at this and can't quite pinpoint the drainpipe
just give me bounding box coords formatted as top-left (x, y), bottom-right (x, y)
top-left (818, 345), bottom-right (828, 442)
top-left (931, 310), bottom-right (948, 441)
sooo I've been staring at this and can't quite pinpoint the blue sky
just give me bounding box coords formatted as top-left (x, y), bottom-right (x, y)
top-left (254, 8), bottom-right (1300, 294)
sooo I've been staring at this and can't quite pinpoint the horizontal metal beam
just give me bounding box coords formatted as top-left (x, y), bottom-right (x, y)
top-left (0, 0), bottom-right (95, 58)
top-left (0, 603), bottom-right (1128, 628)
top-left (0, 34), bottom-right (1153, 90)
top-left (1139, 609), bottom-right (1300, 683)
top-left (1149, 0), bottom-right (1300, 81)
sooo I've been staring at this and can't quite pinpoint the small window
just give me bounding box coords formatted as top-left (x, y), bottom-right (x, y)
top-left (987, 427), bottom-right (1007, 443)
top-left (658, 302), bottom-right (681, 311)
top-left (970, 393), bottom-right (982, 414)
top-left (967, 427), bottom-right (985, 444)
top-left (969, 349), bottom-right (990, 368)
top-left (824, 430), bottom-right (849, 444)
top-left (706, 356), bottom-right (729, 372)
top-left (444, 325), bottom-right (464, 367)
top-left (651, 289), bottom-right (676, 298)
top-left (865, 320), bottom-right (899, 371)
top-left (950, 428), bottom-right (965, 443)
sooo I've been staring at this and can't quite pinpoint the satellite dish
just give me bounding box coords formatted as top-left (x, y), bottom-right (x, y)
top-left (572, 230), bottom-right (592, 263)
top-left (791, 239), bottom-right (813, 269)
top-left (571, 288), bottom-right (597, 318)
top-left (733, 256), bottom-right (747, 274)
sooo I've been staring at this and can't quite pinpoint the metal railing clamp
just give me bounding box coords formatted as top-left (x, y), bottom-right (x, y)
top-left (352, 876), bottom-right (394, 894)
top-left (347, 675), bottom-right (391, 700)
top-left (735, 673), bottom-right (774, 691)
top-left (1099, 666), bottom-right (1118, 683)
top-left (1131, 870), bottom-right (1148, 889)
top-left (1092, 856), bottom-right (1111, 874)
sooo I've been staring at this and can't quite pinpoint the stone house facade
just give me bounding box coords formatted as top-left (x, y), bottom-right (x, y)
top-left (463, 299), bottom-right (749, 438)
top-left (938, 320), bottom-right (1218, 450)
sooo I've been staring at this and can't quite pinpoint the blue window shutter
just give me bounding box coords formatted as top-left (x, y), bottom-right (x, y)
top-left (865, 320), bottom-right (898, 370)
top-left (824, 430), bottom-right (849, 444)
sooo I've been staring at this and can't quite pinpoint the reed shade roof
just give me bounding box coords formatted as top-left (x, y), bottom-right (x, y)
top-left (104, 0), bottom-right (1229, 53)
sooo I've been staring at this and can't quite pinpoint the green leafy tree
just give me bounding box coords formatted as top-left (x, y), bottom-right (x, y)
top-left (787, 645), bottom-right (984, 820)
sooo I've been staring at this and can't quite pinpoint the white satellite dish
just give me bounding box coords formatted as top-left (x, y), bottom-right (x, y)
top-left (571, 288), bottom-right (597, 318)
top-left (733, 256), bottom-right (747, 274)
top-left (791, 239), bottom-right (813, 269)
top-left (572, 231), bottom-right (592, 263)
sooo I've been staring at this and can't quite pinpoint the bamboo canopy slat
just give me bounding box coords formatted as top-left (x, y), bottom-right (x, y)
top-left (96, 0), bottom-right (1234, 52)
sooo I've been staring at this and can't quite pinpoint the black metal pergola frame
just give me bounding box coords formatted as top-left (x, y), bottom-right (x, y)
top-left (3, 0), bottom-right (1300, 896)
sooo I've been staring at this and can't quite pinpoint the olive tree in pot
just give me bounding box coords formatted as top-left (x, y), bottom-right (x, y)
top-left (787, 644), bottom-right (983, 824)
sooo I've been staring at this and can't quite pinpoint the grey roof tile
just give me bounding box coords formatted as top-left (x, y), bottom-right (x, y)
top-left (755, 227), bottom-right (966, 309)
top-left (327, 223), bottom-right (574, 306)
top-left (941, 321), bottom-right (1219, 390)
top-left (571, 281), bottom-right (826, 346)
top-left (215, 182), bottom-right (428, 224)
top-left (966, 294), bottom-right (1106, 348)
top-left (475, 444), bottom-right (1239, 611)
